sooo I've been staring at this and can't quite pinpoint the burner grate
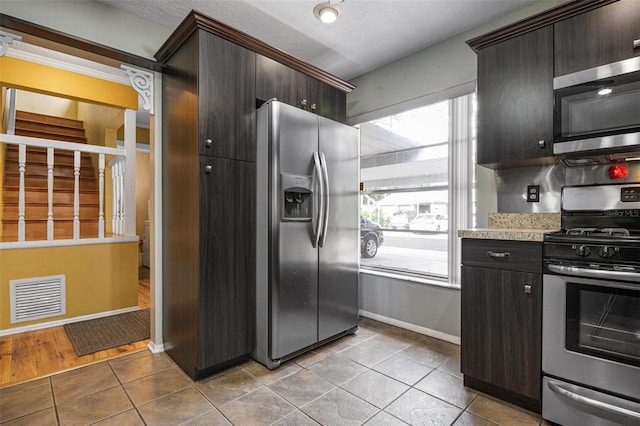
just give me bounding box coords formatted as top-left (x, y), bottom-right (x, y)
top-left (565, 228), bottom-right (631, 237)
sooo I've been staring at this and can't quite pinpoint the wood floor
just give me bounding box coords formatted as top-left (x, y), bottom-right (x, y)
top-left (0, 266), bottom-right (151, 388)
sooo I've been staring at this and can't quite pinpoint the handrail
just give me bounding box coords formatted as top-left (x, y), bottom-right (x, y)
top-left (0, 133), bottom-right (126, 157)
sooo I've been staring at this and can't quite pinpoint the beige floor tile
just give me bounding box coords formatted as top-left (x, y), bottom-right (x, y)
top-left (0, 380), bottom-right (53, 422)
top-left (302, 387), bottom-right (378, 426)
top-left (342, 370), bottom-right (409, 409)
top-left (181, 408), bottom-right (232, 425)
top-left (196, 367), bottom-right (262, 406)
top-left (123, 367), bottom-right (192, 406)
top-left (308, 355), bottom-right (367, 386)
top-left (1, 407), bottom-right (57, 426)
top-left (414, 370), bottom-right (478, 409)
top-left (0, 377), bottom-right (50, 396)
top-left (340, 341), bottom-right (394, 368)
top-left (273, 410), bottom-right (320, 425)
top-left (365, 410), bottom-right (409, 425)
top-left (437, 351), bottom-right (462, 379)
top-left (242, 360), bottom-right (301, 385)
top-left (453, 411), bottom-right (499, 426)
top-left (467, 395), bottom-right (540, 426)
top-left (397, 344), bottom-right (454, 369)
top-left (138, 386), bottom-right (213, 425)
top-left (50, 362), bottom-right (107, 384)
top-left (92, 408), bottom-right (145, 425)
top-left (218, 386), bottom-right (296, 425)
top-left (416, 335), bottom-right (460, 356)
top-left (268, 369), bottom-right (335, 408)
top-left (372, 354), bottom-right (433, 386)
top-left (385, 388), bottom-right (462, 425)
top-left (52, 362), bottom-right (119, 404)
top-left (293, 349), bottom-right (335, 368)
top-left (367, 334), bottom-right (413, 354)
top-left (56, 386), bottom-right (133, 425)
top-left (109, 351), bottom-right (174, 383)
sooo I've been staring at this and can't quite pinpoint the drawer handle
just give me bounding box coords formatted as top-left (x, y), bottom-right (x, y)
top-left (634, 39), bottom-right (640, 49)
top-left (524, 285), bottom-right (532, 294)
top-left (487, 251), bottom-right (510, 259)
top-left (538, 139), bottom-right (546, 149)
top-left (205, 165), bottom-right (212, 173)
top-left (205, 138), bottom-right (213, 147)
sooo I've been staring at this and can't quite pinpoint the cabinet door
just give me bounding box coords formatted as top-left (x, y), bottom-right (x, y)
top-left (461, 266), bottom-right (541, 401)
top-left (198, 156), bottom-right (255, 369)
top-left (554, 0), bottom-right (640, 76)
top-left (477, 26), bottom-right (553, 167)
top-left (256, 54), bottom-right (306, 108)
top-left (315, 80), bottom-right (347, 123)
top-left (199, 30), bottom-right (256, 162)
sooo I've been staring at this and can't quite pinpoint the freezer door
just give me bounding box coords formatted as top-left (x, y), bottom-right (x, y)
top-left (270, 102), bottom-right (320, 359)
top-left (318, 116), bottom-right (360, 341)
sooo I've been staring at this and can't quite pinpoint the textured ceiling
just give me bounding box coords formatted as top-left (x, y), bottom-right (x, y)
top-left (98, 0), bottom-right (540, 80)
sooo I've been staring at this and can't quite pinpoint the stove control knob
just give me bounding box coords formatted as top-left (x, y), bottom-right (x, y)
top-left (598, 246), bottom-right (616, 258)
top-left (575, 245), bottom-right (591, 257)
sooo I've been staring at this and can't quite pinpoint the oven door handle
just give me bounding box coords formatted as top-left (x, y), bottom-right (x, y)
top-left (548, 264), bottom-right (640, 283)
top-left (547, 381), bottom-right (640, 422)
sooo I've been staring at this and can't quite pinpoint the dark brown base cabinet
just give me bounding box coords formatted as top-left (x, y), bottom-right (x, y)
top-left (461, 239), bottom-right (542, 413)
top-left (157, 11), bottom-right (352, 380)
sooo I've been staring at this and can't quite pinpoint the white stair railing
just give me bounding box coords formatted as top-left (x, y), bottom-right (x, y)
top-left (0, 133), bottom-right (127, 244)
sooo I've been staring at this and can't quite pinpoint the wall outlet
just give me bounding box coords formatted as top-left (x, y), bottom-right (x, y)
top-left (527, 185), bottom-right (540, 202)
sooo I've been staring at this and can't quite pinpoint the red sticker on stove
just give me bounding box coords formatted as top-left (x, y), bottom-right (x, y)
top-left (609, 165), bottom-right (628, 179)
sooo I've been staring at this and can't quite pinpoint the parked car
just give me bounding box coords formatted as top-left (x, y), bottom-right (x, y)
top-left (389, 210), bottom-right (416, 229)
top-left (409, 214), bottom-right (448, 232)
top-left (360, 216), bottom-right (384, 258)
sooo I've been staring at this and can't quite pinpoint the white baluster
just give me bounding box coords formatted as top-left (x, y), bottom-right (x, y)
top-left (112, 160), bottom-right (117, 235)
top-left (47, 147), bottom-right (54, 240)
top-left (119, 159), bottom-right (125, 236)
top-left (73, 151), bottom-right (80, 239)
top-left (98, 153), bottom-right (105, 238)
top-left (17, 144), bottom-right (26, 242)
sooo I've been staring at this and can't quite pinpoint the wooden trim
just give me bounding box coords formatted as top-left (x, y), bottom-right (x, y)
top-left (155, 10), bottom-right (355, 93)
top-left (466, 0), bottom-right (619, 51)
top-left (0, 13), bottom-right (163, 72)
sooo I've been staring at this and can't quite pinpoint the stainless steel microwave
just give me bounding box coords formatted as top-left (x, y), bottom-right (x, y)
top-left (553, 56), bottom-right (640, 160)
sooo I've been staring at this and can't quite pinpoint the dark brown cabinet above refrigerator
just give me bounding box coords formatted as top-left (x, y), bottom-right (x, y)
top-left (155, 10), bottom-right (353, 380)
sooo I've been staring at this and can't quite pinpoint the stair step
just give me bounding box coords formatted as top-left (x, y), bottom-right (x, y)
top-left (3, 204), bottom-right (101, 220)
top-left (15, 111), bottom-right (84, 129)
top-left (2, 188), bottom-right (99, 204)
top-left (3, 175), bottom-right (98, 190)
top-left (4, 162), bottom-right (97, 179)
top-left (2, 221), bottom-right (100, 242)
top-left (15, 128), bottom-right (88, 144)
top-left (5, 146), bottom-right (96, 166)
top-left (15, 120), bottom-right (86, 139)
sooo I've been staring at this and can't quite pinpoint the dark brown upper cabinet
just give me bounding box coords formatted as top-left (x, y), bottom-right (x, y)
top-left (256, 55), bottom-right (347, 123)
top-left (554, 0), bottom-right (640, 77)
top-left (476, 26), bottom-right (554, 168)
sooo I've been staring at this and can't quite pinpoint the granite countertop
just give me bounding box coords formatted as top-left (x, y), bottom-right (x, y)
top-left (457, 213), bottom-right (561, 242)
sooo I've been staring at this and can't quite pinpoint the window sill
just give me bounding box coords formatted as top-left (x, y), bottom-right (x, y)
top-left (359, 267), bottom-right (461, 290)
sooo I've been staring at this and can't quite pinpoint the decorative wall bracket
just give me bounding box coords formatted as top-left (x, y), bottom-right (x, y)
top-left (0, 31), bottom-right (22, 57)
top-left (121, 65), bottom-right (154, 114)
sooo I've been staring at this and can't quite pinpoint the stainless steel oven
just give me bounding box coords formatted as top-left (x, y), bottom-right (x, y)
top-left (542, 184), bottom-right (640, 426)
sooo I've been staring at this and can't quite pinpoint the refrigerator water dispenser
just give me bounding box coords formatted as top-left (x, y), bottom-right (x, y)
top-left (281, 174), bottom-right (312, 220)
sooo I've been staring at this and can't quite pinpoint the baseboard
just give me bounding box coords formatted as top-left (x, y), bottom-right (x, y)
top-left (147, 341), bottom-right (164, 354)
top-left (359, 309), bottom-right (461, 345)
top-left (0, 306), bottom-right (141, 337)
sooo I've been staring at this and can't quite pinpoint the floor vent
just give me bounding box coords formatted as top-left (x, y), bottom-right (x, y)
top-left (10, 275), bottom-right (66, 323)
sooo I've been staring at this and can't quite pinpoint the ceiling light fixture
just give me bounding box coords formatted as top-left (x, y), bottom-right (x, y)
top-left (598, 87), bottom-right (612, 95)
top-left (313, 1), bottom-right (343, 24)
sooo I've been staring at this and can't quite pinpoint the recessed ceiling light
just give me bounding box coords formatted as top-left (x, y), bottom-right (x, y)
top-left (598, 88), bottom-right (612, 95)
top-left (313, 1), bottom-right (342, 24)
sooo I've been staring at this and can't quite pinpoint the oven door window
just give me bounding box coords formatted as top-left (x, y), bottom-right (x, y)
top-left (566, 283), bottom-right (640, 367)
top-left (555, 71), bottom-right (640, 141)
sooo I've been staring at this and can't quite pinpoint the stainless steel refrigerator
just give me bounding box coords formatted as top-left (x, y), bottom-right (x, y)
top-left (254, 100), bottom-right (359, 369)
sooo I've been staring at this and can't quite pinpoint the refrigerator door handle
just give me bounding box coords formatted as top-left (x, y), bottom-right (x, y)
top-left (319, 152), bottom-right (330, 248)
top-left (313, 152), bottom-right (325, 248)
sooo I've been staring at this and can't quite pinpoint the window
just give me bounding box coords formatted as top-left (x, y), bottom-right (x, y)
top-left (359, 93), bottom-right (476, 284)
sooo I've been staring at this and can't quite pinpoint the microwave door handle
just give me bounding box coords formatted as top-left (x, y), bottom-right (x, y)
top-left (312, 152), bottom-right (324, 248)
top-left (547, 381), bottom-right (640, 423)
top-left (319, 152), bottom-right (330, 248)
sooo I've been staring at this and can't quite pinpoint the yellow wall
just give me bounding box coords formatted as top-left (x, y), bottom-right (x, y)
top-left (0, 57), bottom-right (137, 110)
top-left (117, 126), bottom-right (150, 145)
top-left (15, 90), bottom-right (78, 119)
top-left (0, 241), bottom-right (139, 330)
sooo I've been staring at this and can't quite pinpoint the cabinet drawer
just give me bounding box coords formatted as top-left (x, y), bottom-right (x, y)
top-left (461, 239), bottom-right (542, 273)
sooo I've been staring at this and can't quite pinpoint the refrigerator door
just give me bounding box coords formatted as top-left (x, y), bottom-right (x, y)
top-left (269, 101), bottom-right (320, 359)
top-left (317, 116), bottom-right (360, 341)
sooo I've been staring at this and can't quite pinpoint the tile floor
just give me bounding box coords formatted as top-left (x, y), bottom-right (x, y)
top-left (0, 317), bottom-right (547, 425)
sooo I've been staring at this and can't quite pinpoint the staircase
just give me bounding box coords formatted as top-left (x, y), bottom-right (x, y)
top-left (2, 111), bottom-right (101, 241)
